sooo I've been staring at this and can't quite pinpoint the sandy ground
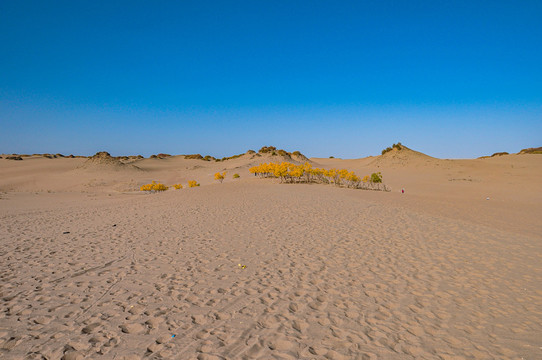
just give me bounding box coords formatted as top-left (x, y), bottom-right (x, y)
top-left (0, 150), bottom-right (541, 359)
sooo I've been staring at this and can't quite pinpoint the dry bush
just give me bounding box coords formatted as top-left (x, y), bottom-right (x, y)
top-left (519, 147), bottom-right (542, 154)
top-left (258, 146), bottom-right (277, 153)
top-left (185, 154), bottom-right (204, 160)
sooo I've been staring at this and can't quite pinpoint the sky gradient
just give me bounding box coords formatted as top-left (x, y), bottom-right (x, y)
top-left (1, 1), bottom-right (541, 158)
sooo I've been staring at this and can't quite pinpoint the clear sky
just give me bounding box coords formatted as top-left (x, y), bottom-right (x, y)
top-left (1, 1), bottom-right (541, 158)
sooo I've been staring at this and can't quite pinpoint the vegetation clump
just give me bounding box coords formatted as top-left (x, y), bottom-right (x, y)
top-left (140, 181), bottom-right (168, 192)
top-left (519, 147), bottom-right (542, 154)
top-left (172, 183), bottom-right (183, 189)
top-left (233, 173), bottom-right (240, 179)
top-left (6, 156), bottom-right (23, 161)
top-left (214, 172), bottom-right (226, 183)
top-left (370, 172), bottom-right (383, 183)
top-left (381, 142), bottom-right (403, 155)
top-left (215, 153), bottom-right (244, 162)
top-left (258, 146), bottom-right (277, 153)
top-left (257, 146), bottom-right (307, 159)
top-left (491, 152), bottom-right (509, 157)
top-left (150, 153), bottom-right (171, 159)
top-left (249, 162), bottom-right (389, 191)
top-left (188, 180), bottom-right (200, 187)
top-left (185, 154), bottom-right (204, 160)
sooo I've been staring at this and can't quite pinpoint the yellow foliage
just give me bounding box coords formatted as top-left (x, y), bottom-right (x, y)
top-left (140, 180), bottom-right (168, 192)
top-left (188, 180), bottom-right (200, 188)
top-left (172, 183), bottom-right (183, 190)
top-left (249, 162), bottom-right (389, 191)
top-left (214, 172), bottom-right (226, 183)
top-left (233, 173), bottom-right (240, 178)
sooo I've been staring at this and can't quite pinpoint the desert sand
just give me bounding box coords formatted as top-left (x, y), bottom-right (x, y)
top-left (0, 147), bottom-right (541, 359)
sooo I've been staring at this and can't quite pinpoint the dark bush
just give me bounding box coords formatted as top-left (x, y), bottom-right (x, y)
top-left (259, 146), bottom-right (277, 153)
top-left (184, 154), bottom-right (203, 160)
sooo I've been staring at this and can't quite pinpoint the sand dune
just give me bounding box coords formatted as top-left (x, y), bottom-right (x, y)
top-left (1, 147), bottom-right (541, 359)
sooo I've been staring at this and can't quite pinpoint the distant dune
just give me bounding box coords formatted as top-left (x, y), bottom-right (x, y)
top-left (77, 151), bottom-right (143, 172)
top-left (369, 143), bottom-right (438, 168)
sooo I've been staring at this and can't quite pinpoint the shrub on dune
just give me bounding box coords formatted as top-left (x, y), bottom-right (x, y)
top-left (214, 172), bottom-right (226, 183)
top-left (188, 180), bottom-right (200, 188)
top-left (140, 181), bottom-right (168, 192)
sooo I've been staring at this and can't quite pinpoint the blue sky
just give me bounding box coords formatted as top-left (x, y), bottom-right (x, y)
top-left (1, 1), bottom-right (541, 158)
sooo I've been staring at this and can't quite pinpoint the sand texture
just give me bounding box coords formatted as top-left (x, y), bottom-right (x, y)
top-left (0, 151), bottom-right (541, 359)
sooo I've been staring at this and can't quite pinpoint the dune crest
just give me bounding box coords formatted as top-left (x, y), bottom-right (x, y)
top-left (77, 151), bottom-right (143, 172)
top-left (370, 144), bottom-right (437, 168)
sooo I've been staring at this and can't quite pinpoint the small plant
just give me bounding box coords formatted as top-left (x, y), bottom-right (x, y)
top-left (370, 172), bottom-right (383, 183)
top-left (172, 183), bottom-right (183, 189)
top-left (188, 180), bottom-right (200, 188)
top-left (214, 172), bottom-right (226, 183)
top-left (233, 173), bottom-right (240, 179)
top-left (140, 181), bottom-right (169, 192)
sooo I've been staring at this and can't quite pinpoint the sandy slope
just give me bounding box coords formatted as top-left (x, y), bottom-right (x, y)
top-left (0, 150), bottom-right (541, 359)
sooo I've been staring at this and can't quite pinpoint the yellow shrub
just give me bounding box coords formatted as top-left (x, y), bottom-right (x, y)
top-left (233, 173), bottom-right (240, 178)
top-left (140, 180), bottom-right (168, 192)
top-left (214, 172), bottom-right (226, 183)
top-left (188, 180), bottom-right (200, 188)
top-left (173, 183), bottom-right (183, 189)
top-left (152, 182), bottom-right (168, 191)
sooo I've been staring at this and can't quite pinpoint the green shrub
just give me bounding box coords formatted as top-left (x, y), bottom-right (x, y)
top-left (370, 172), bottom-right (383, 183)
top-left (233, 173), bottom-right (240, 179)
